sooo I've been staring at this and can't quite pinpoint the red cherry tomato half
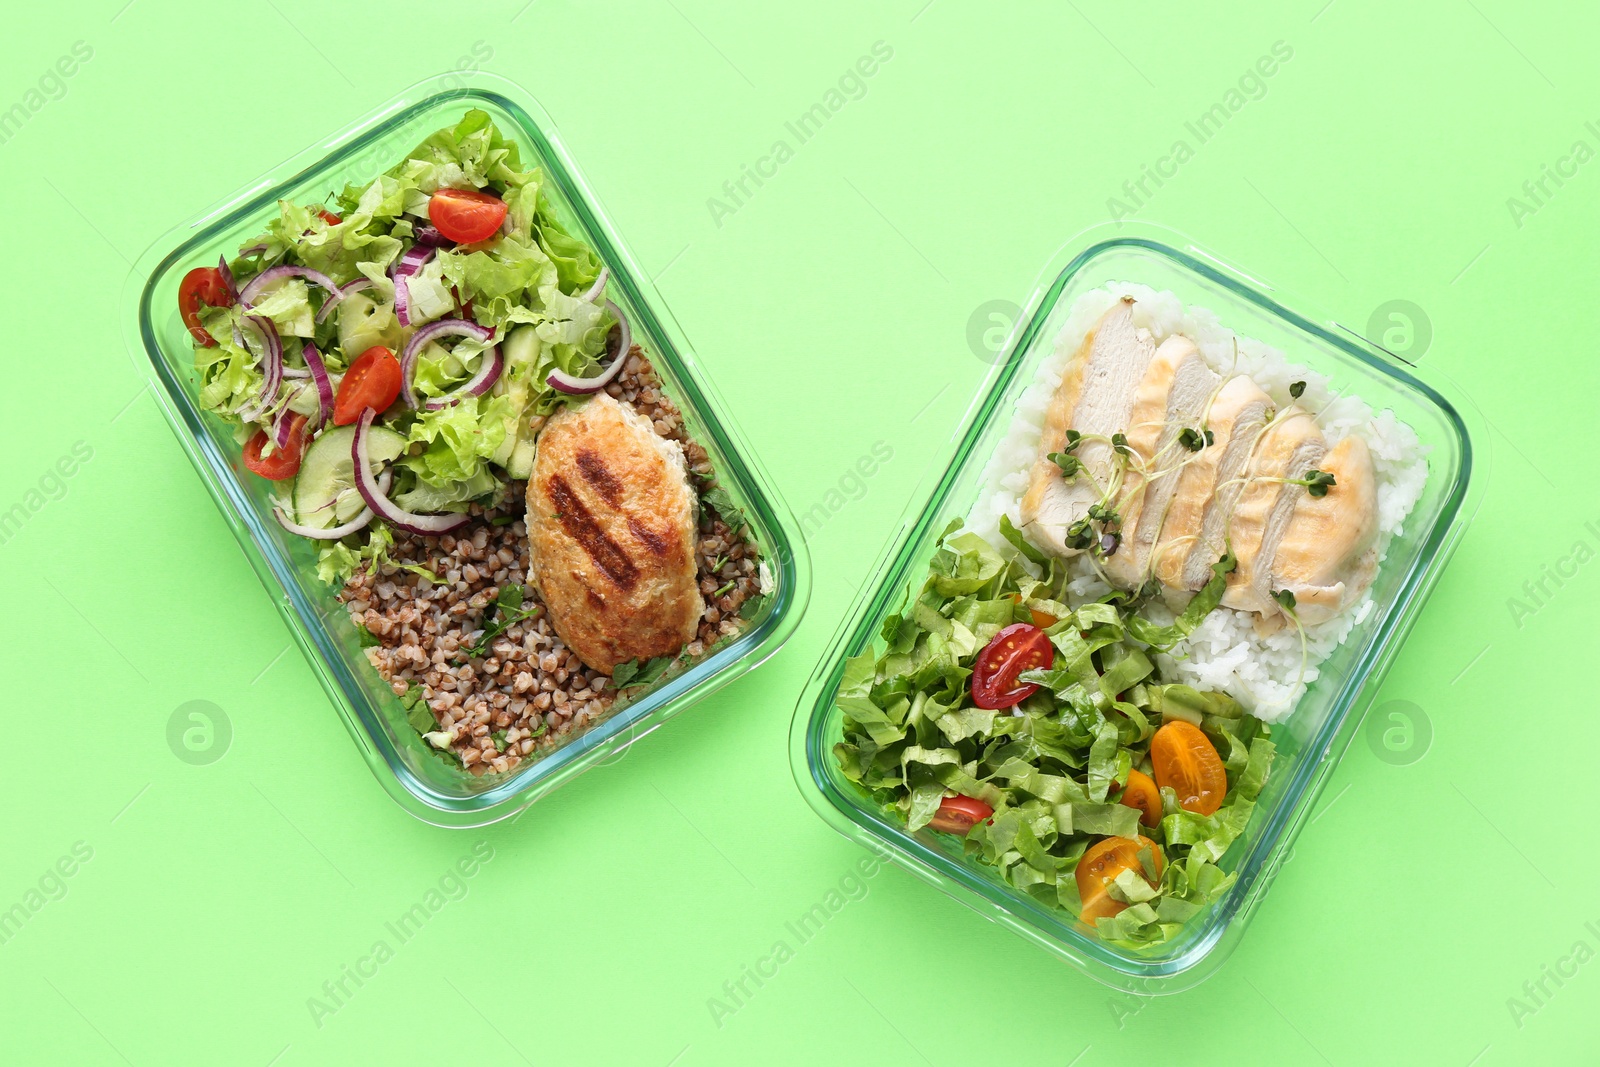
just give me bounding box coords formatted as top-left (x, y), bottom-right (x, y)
top-left (928, 795), bottom-right (994, 835)
top-left (241, 414), bottom-right (308, 481)
top-left (427, 188), bottom-right (507, 244)
top-left (970, 623), bottom-right (1054, 709)
top-left (317, 209), bottom-right (342, 225)
top-left (178, 266), bottom-right (233, 346)
top-left (332, 346), bottom-right (403, 426)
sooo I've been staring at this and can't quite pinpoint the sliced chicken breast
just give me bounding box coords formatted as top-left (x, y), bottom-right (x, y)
top-left (1151, 375), bottom-right (1276, 591)
top-left (526, 394), bottom-right (704, 674)
top-left (1222, 407), bottom-right (1327, 615)
top-left (1270, 434), bottom-right (1379, 625)
top-left (1020, 297), bottom-right (1155, 556)
top-left (1102, 334), bottom-right (1221, 590)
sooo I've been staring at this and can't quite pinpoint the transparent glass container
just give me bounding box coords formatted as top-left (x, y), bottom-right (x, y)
top-left (124, 73), bottom-right (809, 827)
top-left (789, 230), bottom-right (1481, 992)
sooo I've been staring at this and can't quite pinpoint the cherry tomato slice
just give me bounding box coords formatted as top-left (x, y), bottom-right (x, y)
top-left (1075, 835), bottom-right (1165, 926)
top-left (1150, 720), bottom-right (1228, 816)
top-left (427, 188), bottom-right (507, 244)
top-left (1010, 592), bottom-right (1057, 629)
top-left (178, 266), bottom-right (233, 346)
top-left (970, 623), bottom-right (1053, 709)
top-left (927, 795), bottom-right (994, 835)
top-left (241, 414), bottom-right (308, 481)
top-left (317, 209), bottom-right (342, 225)
top-left (1117, 769), bottom-right (1163, 828)
top-left (332, 346), bottom-right (403, 426)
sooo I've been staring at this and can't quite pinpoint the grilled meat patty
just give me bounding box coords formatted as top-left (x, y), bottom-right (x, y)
top-left (527, 394), bottom-right (704, 673)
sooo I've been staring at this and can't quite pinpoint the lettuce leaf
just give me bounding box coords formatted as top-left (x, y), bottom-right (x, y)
top-left (832, 522), bottom-right (1276, 949)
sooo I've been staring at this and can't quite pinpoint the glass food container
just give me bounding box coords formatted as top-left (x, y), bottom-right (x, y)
top-left (789, 229), bottom-right (1480, 992)
top-left (124, 73), bottom-right (809, 827)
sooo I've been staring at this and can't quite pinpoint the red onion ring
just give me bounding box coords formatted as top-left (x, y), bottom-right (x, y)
top-left (236, 315), bottom-right (283, 422)
top-left (424, 347), bottom-right (503, 410)
top-left (303, 342), bottom-right (335, 425)
top-left (273, 470), bottom-right (392, 540)
top-left (316, 277), bottom-right (374, 323)
top-left (400, 318), bottom-right (495, 409)
top-left (352, 409), bottom-right (471, 536)
top-left (239, 264), bottom-right (344, 309)
top-left (414, 224), bottom-right (453, 247)
top-left (391, 245), bottom-right (435, 328)
top-left (579, 266), bottom-right (609, 305)
top-left (547, 301), bottom-right (631, 395)
top-left (217, 256), bottom-right (239, 303)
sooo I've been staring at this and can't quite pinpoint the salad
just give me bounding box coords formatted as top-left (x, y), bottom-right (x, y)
top-left (178, 110), bottom-right (765, 774)
top-left (180, 109), bottom-right (620, 582)
top-left (833, 518), bottom-right (1274, 947)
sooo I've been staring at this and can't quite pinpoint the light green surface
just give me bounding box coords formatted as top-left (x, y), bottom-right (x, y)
top-left (2, 1), bottom-right (1595, 1063)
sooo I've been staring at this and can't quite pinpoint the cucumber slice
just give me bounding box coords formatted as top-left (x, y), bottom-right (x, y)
top-left (291, 423), bottom-right (408, 527)
top-left (490, 326), bottom-right (541, 479)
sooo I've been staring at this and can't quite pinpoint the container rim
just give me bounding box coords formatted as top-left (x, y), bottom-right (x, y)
top-left (122, 71), bottom-right (811, 826)
top-left (788, 227), bottom-right (1482, 990)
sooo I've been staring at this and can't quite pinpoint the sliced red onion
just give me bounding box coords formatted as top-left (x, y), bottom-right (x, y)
top-left (547, 301), bottom-right (631, 395)
top-left (236, 316), bottom-right (283, 422)
top-left (302, 342), bottom-right (335, 425)
top-left (352, 410), bottom-right (471, 536)
top-left (414, 224), bottom-right (452, 247)
top-left (273, 470), bottom-right (392, 540)
top-left (239, 264), bottom-right (343, 309)
top-left (579, 266), bottom-right (609, 305)
top-left (239, 243), bottom-right (267, 258)
top-left (271, 403), bottom-right (298, 450)
top-left (399, 318), bottom-right (495, 409)
top-left (217, 256), bottom-right (239, 303)
top-left (424, 346), bottom-right (502, 410)
top-left (391, 245), bottom-right (435, 328)
top-left (316, 277), bottom-right (373, 323)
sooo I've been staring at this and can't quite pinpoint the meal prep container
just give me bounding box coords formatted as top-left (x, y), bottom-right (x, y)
top-left (789, 229), bottom-right (1481, 992)
top-left (124, 72), bottom-right (809, 827)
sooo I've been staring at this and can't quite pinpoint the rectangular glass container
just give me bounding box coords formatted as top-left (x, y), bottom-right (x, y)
top-left (123, 73), bottom-right (809, 827)
top-left (789, 232), bottom-right (1479, 992)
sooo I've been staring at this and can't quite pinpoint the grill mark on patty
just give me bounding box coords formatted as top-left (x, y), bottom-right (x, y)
top-left (575, 449), bottom-right (624, 507)
top-left (546, 475), bottom-right (639, 590)
top-left (629, 517), bottom-right (670, 557)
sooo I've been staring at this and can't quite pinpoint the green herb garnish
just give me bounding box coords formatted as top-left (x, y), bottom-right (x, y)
top-left (612, 655), bottom-right (673, 690)
top-left (466, 584), bottom-right (542, 659)
top-left (701, 486), bottom-right (748, 532)
top-left (1111, 432), bottom-right (1130, 456)
top-left (1178, 427), bottom-right (1214, 451)
top-left (1290, 469), bottom-right (1336, 498)
top-left (1273, 588), bottom-right (1297, 611)
top-left (1289, 380), bottom-right (1306, 399)
top-left (1048, 451), bottom-right (1083, 478)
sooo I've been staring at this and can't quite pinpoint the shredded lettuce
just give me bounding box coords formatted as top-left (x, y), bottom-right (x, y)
top-left (833, 523), bottom-right (1275, 949)
top-left (198, 109), bottom-right (634, 581)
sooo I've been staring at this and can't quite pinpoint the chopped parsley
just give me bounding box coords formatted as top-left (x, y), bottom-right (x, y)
top-left (465, 584), bottom-right (542, 659)
top-left (612, 655), bottom-right (674, 690)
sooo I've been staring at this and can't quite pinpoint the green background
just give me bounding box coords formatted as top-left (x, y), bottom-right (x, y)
top-left (2, 1), bottom-right (1595, 1063)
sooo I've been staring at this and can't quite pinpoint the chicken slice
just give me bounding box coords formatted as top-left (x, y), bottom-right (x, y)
top-left (1222, 407), bottom-right (1327, 614)
top-left (1101, 334), bottom-right (1221, 589)
top-left (1151, 375), bottom-right (1276, 591)
top-left (1270, 434), bottom-right (1379, 625)
top-left (526, 394), bottom-right (704, 674)
top-left (1020, 297), bottom-right (1155, 556)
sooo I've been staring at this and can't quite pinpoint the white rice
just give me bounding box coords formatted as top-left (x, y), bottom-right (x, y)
top-left (968, 284), bottom-right (1429, 723)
